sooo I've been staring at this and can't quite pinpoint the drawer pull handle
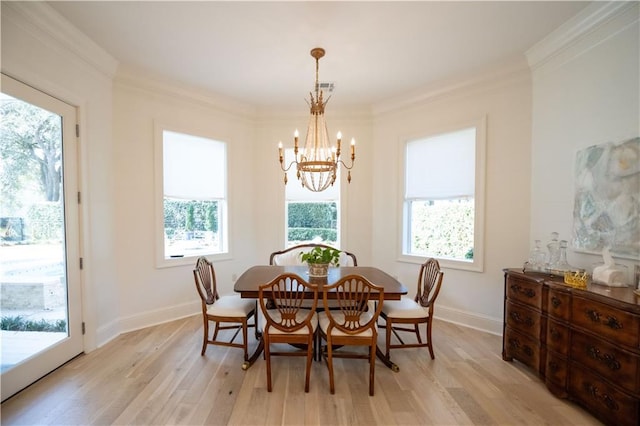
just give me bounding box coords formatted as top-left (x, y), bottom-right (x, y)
top-left (586, 309), bottom-right (623, 330)
top-left (549, 327), bottom-right (561, 340)
top-left (508, 337), bottom-right (520, 350)
top-left (551, 296), bottom-right (561, 308)
top-left (548, 361), bottom-right (559, 372)
top-left (510, 311), bottom-right (534, 327)
top-left (587, 345), bottom-right (621, 370)
top-left (508, 338), bottom-right (533, 357)
top-left (585, 383), bottom-right (619, 411)
top-left (510, 284), bottom-right (535, 298)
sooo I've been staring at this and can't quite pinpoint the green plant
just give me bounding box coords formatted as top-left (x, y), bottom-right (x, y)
top-left (299, 246), bottom-right (341, 266)
top-left (1, 316), bottom-right (67, 332)
top-left (185, 204), bottom-right (195, 231)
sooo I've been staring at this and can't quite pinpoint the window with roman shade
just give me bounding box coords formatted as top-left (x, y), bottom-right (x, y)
top-left (159, 129), bottom-right (228, 263)
top-left (402, 121), bottom-right (485, 272)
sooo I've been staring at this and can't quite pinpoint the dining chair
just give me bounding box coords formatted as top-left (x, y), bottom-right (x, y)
top-left (317, 274), bottom-right (384, 396)
top-left (379, 258), bottom-right (444, 360)
top-left (258, 273), bottom-right (318, 392)
top-left (193, 256), bottom-right (256, 359)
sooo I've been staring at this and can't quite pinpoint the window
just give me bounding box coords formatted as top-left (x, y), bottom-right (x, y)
top-left (402, 120), bottom-right (485, 271)
top-left (284, 149), bottom-right (340, 247)
top-left (157, 129), bottom-right (228, 265)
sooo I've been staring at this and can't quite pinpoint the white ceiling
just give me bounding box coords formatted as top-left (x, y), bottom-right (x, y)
top-left (47, 1), bottom-right (591, 109)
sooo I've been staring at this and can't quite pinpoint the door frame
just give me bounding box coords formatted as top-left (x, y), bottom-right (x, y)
top-left (1, 74), bottom-right (84, 402)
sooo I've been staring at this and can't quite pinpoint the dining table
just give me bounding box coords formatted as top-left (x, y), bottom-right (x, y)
top-left (233, 265), bottom-right (408, 372)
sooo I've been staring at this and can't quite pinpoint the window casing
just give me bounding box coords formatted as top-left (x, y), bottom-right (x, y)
top-left (284, 148), bottom-right (340, 248)
top-left (401, 118), bottom-right (486, 271)
top-left (155, 128), bottom-right (228, 267)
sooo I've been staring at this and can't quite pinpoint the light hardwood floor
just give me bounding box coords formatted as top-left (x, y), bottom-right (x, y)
top-left (1, 315), bottom-right (602, 425)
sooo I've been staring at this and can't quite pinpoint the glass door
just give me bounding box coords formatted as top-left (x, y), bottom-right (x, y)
top-left (1, 74), bottom-right (83, 401)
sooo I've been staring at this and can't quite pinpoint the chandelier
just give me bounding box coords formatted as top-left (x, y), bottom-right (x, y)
top-left (278, 47), bottom-right (355, 192)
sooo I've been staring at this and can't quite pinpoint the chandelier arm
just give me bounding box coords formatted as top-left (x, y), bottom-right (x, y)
top-left (280, 160), bottom-right (299, 173)
top-left (336, 158), bottom-right (355, 170)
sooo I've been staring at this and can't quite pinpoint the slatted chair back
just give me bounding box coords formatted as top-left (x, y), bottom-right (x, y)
top-left (259, 274), bottom-right (318, 334)
top-left (323, 275), bottom-right (383, 335)
top-left (416, 258), bottom-right (444, 310)
top-left (194, 256), bottom-right (219, 306)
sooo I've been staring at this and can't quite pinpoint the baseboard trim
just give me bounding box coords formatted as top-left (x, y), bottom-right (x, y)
top-left (118, 301), bottom-right (200, 335)
top-left (434, 305), bottom-right (503, 336)
top-left (94, 301), bottom-right (501, 350)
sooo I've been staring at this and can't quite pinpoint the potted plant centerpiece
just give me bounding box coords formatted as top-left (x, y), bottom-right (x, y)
top-left (300, 246), bottom-right (341, 278)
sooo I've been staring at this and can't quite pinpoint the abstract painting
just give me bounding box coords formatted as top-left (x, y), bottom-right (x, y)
top-left (573, 137), bottom-right (640, 259)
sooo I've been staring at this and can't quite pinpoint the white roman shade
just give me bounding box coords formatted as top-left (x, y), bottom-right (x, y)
top-left (163, 130), bottom-right (226, 200)
top-left (405, 127), bottom-right (476, 199)
top-left (284, 149), bottom-right (339, 201)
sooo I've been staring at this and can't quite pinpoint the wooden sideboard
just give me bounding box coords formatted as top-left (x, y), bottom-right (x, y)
top-left (502, 269), bottom-right (640, 426)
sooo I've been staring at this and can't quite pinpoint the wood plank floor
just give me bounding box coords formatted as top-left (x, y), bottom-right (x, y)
top-left (1, 315), bottom-right (602, 425)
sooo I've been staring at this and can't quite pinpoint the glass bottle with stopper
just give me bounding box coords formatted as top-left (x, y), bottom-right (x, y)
top-left (546, 232), bottom-right (560, 270)
top-left (549, 240), bottom-right (574, 274)
top-left (526, 240), bottom-right (546, 271)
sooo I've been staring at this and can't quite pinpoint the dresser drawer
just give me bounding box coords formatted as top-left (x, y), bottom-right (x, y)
top-left (572, 296), bottom-right (640, 348)
top-left (571, 330), bottom-right (639, 393)
top-left (569, 363), bottom-right (639, 426)
top-left (506, 301), bottom-right (542, 340)
top-left (545, 350), bottom-right (568, 395)
top-left (506, 275), bottom-right (542, 310)
top-left (547, 319), bottom-right (570, 355)
top-left (547, 287), bottom-right (570, 321)
top-left (504, 327), bottom-right (541, 372)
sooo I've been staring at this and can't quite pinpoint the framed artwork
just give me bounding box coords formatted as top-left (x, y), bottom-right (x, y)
top-left (572, 137), bottom-right (639, 259)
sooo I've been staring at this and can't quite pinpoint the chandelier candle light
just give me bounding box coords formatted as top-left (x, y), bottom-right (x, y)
top-left (278, 47), bottom-right (355, 192)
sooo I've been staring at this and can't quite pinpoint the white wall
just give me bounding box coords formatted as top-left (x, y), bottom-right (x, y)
top-left (371, 61), bottom-right (533, 334)
top-left (1, 2), bottom-right (119, 350)
top-left (112, 74), bottom-right (258, 332)
top-left (529, 3), bottom-right (639, 277)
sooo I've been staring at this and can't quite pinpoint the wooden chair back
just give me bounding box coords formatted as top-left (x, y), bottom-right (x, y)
top-left (415, 258), bottom-right (444, 311)
top-left (322, 274), bottom-right (383, 335)
top-left (258, 273), bottom-right (318, 334)
top-left (194, 256), bottom-right (219, 306)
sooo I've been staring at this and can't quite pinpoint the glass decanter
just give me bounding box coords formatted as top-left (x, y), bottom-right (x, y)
top-left (549, 239), bottom-right (576, 275)
top-left (546, 232), bottom-right (560, 270)
top-left (527, 240), bottom-right (546, 271)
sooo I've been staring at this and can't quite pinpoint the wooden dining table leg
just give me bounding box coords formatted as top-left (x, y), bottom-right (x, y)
top-left (242, 301), bottom-right (264, 370)
top-left (376, 345), bottom-right (400, 372)
top-left (242, 335), bottom-right (264, 370)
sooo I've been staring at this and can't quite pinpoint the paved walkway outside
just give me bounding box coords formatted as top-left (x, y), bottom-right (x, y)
top-left (1, 307), bottom-right (67, 372)
top-left (1, 243), bottom-right (67, 372)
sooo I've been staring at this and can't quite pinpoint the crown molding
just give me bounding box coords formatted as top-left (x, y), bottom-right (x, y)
top-left (3, 2), bottom-right (119, 80)
top-left (372, 56), bottom-right (531, 116)
top-left (526, 1), bottom-right (639, 73)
